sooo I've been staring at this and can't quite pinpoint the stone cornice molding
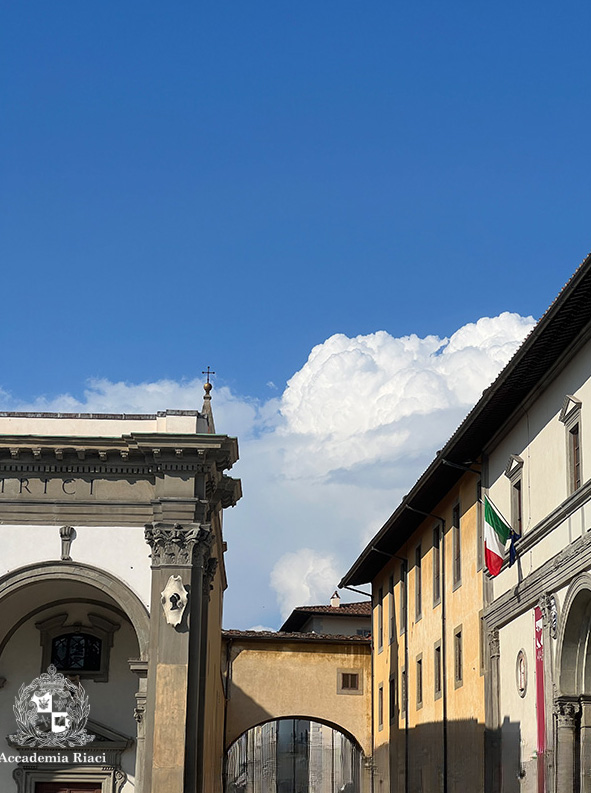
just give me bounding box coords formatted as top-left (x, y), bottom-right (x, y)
top-left (145, 522), bottom-right (212, 567)
top-left (488, 478), bottom-right (591, 576)
top-left (484, 530), bottom-right (591, 631)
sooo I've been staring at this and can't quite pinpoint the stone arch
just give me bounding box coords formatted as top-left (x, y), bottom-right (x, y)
top-left (225, 716), bottom-right (365, 793)
top-left (226, 714), bottom-right (365, 755)
top-left (0, 560), bottom-right (150, 660)
top-left (557, 573), bottom-right (591, 696)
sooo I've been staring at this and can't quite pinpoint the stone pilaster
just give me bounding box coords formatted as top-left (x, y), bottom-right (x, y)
top-left (580, 696), bottom-right (591, 793)
top-left (143, 522), bottom-right (212, 793)
top-left (555, 698), bottom-right (580, 793)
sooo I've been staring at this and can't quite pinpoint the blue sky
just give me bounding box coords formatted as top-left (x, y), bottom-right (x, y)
top-left (1, 2), bottom-right (591, 627)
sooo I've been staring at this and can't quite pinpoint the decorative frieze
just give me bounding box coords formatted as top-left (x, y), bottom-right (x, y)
top-left (145, 522), bottom-right (212, 567)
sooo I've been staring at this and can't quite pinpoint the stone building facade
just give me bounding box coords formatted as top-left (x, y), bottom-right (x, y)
top-left (341, 251), bottom-right (591, 793)
top-left (0, 401), bottom-right (241, 793)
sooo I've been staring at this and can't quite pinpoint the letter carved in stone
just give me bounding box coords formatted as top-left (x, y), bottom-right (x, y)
top-left (160, 575), bottom-right (189, 627)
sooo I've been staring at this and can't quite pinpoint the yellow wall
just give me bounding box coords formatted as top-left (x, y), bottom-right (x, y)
top-left (371, 473), bottom-right (485, 793)
top-left (223, 637), bottom-right (372, 757)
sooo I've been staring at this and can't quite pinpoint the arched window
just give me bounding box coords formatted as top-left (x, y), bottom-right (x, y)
top-left (51, 632), bottom-right (102, 672)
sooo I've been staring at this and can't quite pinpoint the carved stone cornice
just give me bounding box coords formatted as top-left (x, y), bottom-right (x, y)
top-left (145, 522), bottom-right (212, 567)
top-left (555, 698), bottom-right (581, 727)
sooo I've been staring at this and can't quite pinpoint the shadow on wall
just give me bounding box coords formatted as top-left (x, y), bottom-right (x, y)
top-left (373, 718), bottom-right (522, 793)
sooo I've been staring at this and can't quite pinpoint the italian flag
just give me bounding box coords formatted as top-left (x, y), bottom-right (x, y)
top-left (484, 496), bottom-right (512, 576)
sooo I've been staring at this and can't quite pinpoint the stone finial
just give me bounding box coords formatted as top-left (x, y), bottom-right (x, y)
top-left (330, 591), bottom-right (341, 608)
top-left (201, 367), bottom-right (216, 434)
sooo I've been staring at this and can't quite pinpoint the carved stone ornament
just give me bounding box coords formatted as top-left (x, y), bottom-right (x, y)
top-left (160, 575), bottom-right (189, 627)
top-left (145, 522), bottom-right (212, 567)
top-left (59, 525), bottom-right (75, 561)
top-left (202, 557), bottom-right (218, 600)
top-left (540, 593), bottom-right (558, 639)
top-left (488, 629), bottom-right (500, 658)
top-left (555, 698), bottom-right (581, 726)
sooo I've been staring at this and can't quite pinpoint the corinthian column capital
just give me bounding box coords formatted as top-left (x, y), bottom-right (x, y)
top-left (144, 522), bottom-right (212, 567)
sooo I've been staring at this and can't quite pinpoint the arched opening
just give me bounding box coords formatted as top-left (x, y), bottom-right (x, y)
top-left (560, 586), bottom-right (591, 696)
top-left (225, 717), bottom-right (363, 793)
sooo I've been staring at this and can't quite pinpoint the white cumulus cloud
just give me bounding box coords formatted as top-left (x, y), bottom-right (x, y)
top-left (0, 312), bottom-right (535, 627)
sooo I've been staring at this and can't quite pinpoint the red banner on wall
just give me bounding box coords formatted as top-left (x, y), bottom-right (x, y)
top-left (534, 605), bottom-right (545, 793)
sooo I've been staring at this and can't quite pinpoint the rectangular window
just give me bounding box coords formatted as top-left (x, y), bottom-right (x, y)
top-left (454, 627), bottom-right (463, 688)
top-left (570, 423), bottom-right (581, 493)
top-left (415, 544), bottom-right (422, 620)
top-left (416, 655), bottom-right (423, 709)
top-left (400, 562), bottom-right (407, 634)
top-left (377, 587), bottom-right (383, 652)
top-left (389, 674), bottom-right (396, 722)
top-left (341, 673), bottom-right (359, 690)
top-left (388, 574), bottom-right (395, 643)
top-left (434, 641), bottom-right (442, 699)
top-left (378, 683), bottom-right (384, 730)
top-left (433, 525), bottom-right (441, 606)
top-left (512, 478), bottom-right (523, 536)
top-left (452, 503), bottom-right (461, 588)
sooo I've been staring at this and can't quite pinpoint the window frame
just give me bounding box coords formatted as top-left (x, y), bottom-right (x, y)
top-left (452, 502), bottom-right (461, 590)
top-left (432, 524), bottom-right (441, 607)
top-left (415, 544), bottom-right (422, 622)
top-left (434, 640), bottom-right (442, 700)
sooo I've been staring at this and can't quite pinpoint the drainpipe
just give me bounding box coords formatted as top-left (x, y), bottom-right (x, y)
top-left (369, 547), bottom-right (409, 793)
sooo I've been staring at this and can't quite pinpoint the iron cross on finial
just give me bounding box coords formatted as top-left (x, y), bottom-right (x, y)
top-left (202, 367), bottom-right (216, 394)
top-left (202, 366), bottom-right (216, 384)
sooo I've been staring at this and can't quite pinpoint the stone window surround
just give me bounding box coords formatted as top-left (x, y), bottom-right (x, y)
top-left (337, 667), bottom-right (363, 696)
top-left (36, 612), bottom-right (120, 683)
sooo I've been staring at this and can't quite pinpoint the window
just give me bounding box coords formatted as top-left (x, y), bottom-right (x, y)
top-left (51, 633), bottom-right (102, 672)
top-left (400, 562), bottom-right (407, 635)
top-left (570, 423), bottom-right (581, 493)
top-left (356, 629), bottom-right (371, 638)
top-left (341, 673), bottom-right (359, 690)
top-left (415, 545), bottom-right (422, 621)
top-left (389, 574), bottom-right (395, 643)
top-left (452, 503), bottom-right (461, 588)
top-left (36, 612), bottom-right (119, 682)
top-left (512, 478), bottom-right (523, 536)
top-left (377, 586), bottom-right (383, 652)
top-left (433, 525), bottom-right (441, 606)
top-left (337, 668), bottom-right (363, 695)
top-left (416, 655), bottom-right (423, 709)
top-left (389, 674), bottom-right (397, 722)
top-left (454, 626), bottom-right (463, 688)
top-left (560, 395), bottom-right (583, 495)
top-left (434, 641), bottom-right (442, 699)
top-left (378, 684), bottom-right (384, 730)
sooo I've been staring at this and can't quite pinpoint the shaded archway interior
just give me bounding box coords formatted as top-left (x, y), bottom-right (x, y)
top-left (560, 587), bottom-right (591, 696)
top-left (226, 717), bottom-right (363, 793)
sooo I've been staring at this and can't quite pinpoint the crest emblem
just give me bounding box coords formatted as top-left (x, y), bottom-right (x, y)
top-left (10, 665), bottom-right (94, 748)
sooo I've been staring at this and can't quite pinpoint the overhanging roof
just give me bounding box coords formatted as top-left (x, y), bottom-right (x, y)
top-left (340, 251), bottom-right (591, 587)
